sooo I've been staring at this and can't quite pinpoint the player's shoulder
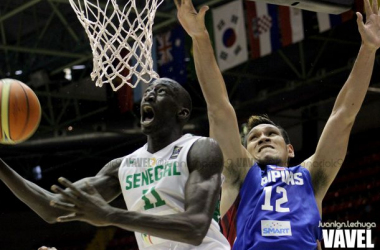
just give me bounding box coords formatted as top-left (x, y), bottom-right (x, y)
top-left (190, 137), bottom-right (221, 154)
top-left (287, 164), bottom-right (309, 172)
top-left (188, 137), bottom-right (223, 173)
top-left (176, 134), bottom-right (218, 154)
top-left (286, 164), bottom-right (313, 183)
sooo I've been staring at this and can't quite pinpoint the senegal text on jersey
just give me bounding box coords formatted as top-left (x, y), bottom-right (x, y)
top-left (124, 162), bottom-right (182, 190)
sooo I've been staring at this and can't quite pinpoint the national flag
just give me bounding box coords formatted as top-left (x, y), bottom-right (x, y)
top-left (278, 6), bottom-right (304, 47)
top-left (156, 25), bottom-right (187, 84)
top-left (246, 2), bottom-right (281, 59)
top-left (317, 10), bottom-right (354, 33)
top-left (212, 0), bottom-right (248, 71)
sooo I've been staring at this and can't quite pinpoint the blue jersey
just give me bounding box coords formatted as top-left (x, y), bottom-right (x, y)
top-left (233, 164), bottom-right (322, 250)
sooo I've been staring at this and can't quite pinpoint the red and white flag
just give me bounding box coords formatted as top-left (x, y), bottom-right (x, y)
top-left (246, 2), bottom-right (304, 59)
top-left (278, 6), bottom-right (304, 47)
top-left (317, 10), bottom-right (354, 33)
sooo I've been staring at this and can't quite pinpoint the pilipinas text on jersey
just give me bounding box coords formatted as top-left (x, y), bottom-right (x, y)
top-left (233, 164), bottom-right (323, 250)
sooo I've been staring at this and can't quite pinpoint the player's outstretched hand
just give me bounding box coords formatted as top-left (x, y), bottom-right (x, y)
top-left (357, 0), bottom-right (380, 51)
top-left (174, 0), bottom-right (209, 38)
top-left (50, 177), bottom-right (113, 227)
top-left (38, 247), bottom-right (57, 250)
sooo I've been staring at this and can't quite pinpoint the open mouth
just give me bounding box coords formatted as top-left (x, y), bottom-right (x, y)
top-left (141, 105), bottom-right (155, 126)
top-left (259, 145), bottom-right (274, 152)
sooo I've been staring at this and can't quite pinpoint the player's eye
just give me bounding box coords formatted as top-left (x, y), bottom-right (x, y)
top-left (249, 135), bottom-right (257, 141)
top-left (158, 88), bottom-right (166, 94)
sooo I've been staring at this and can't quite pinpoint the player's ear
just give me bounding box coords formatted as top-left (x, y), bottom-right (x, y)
top-left (177, 107), bottom-right (190, 122)
top-left (287, 144), bottom-right (295, 158)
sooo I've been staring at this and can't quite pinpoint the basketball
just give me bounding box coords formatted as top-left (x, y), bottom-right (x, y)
top-left (0, 79), bottom-right (41, 145)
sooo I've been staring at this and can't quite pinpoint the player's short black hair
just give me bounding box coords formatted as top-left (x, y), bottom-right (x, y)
top-left (159, 78), bottom-right (192, 122)
top-left (244, 114), bottom-right (291, 146)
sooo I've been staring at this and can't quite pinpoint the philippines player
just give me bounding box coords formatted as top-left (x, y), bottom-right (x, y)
top-left (0, 78), bottom-right (230, 249)
top-left (175, 0), bottom-right (380, 249)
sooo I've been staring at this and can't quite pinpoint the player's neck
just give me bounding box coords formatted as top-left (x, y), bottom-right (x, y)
top-left (146, 127), bottom-right (183, 153)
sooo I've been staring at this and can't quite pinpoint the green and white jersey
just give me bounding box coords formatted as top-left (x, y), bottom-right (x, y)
top-left (118, 134), bottom-right (229, 250)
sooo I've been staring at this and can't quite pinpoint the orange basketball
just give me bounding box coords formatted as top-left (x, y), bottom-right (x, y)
top-left (0, 79), bottom-right (41, 144)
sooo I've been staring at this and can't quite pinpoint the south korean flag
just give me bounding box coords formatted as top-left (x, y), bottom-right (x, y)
top-left (212, 0), bottom-right (248, 72)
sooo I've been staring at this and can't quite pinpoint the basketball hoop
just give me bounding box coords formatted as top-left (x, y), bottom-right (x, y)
top-left (69, 0), bottom-right (163, 91)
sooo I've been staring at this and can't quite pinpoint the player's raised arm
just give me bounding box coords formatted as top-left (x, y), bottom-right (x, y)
top-left (175, 0), bottom-right (252, 185)
top-left (302, 0), bottom-right (380, 202)
top-left (0, 157), bottom-right (121, 223)
top-left (50, 138), bottom-right (225, 247)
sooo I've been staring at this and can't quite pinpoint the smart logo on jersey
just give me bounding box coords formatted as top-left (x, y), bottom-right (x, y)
top-left (169, 146), bottom-right (182, 159)
top-left (261, 220), bottom-right (292, 236)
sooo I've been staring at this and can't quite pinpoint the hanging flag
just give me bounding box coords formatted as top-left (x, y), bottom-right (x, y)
top-left (156, 25), bottom-right (187, 85)
top-left (246, 2), bottom-right (280, 59)
top-left (317, 10), bottom-right (354, 33)
top-left (212, 0), bottom-right (248, 71)
top-left (278, 6), bottom-right (304, 47)
top-left (246, 2), bottom-right (306, 59)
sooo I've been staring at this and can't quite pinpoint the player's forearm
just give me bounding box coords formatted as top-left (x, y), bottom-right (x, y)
top-left (0, 159), bottom-right (64, 223)
top-left (332, 45), bottom-right (376, 122)
top-left (192, 31), bottom-right (230, 112)
top-left (106, 208), bottom-right (209, 246)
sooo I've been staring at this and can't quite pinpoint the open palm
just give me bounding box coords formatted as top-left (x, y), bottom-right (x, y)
top-left (174, 0), bottom-right (209, 38)
top-left (357, 0), bottom-right (380, 50)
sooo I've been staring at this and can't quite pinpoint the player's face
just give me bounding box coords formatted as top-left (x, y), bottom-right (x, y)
top-left (246, 124), bottom-right (294, 167)
top-left (140, 80), bottom-right (180, 134)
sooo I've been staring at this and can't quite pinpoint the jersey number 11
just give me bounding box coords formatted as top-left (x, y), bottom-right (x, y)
top-left (142, 186), bottom-right (166, 210)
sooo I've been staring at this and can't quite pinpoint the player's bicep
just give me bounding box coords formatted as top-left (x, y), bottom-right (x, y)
top-left (185, 138), bottom-right (223, 216)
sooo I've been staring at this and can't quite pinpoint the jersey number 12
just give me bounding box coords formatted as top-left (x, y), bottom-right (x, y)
top-left (261, 186), bottom-right (290, 212)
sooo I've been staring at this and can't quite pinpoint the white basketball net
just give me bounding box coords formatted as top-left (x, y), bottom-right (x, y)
top-left (69, 0), bottom-right (163, 91)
